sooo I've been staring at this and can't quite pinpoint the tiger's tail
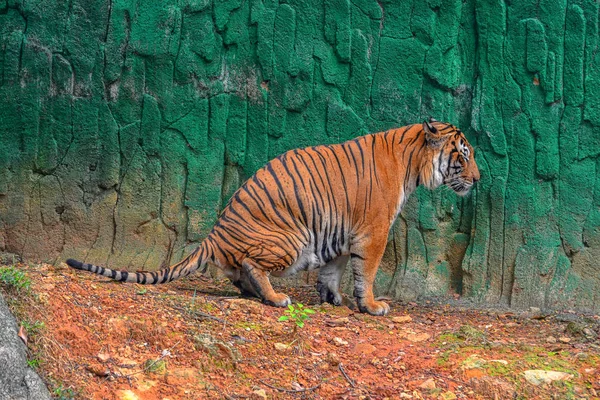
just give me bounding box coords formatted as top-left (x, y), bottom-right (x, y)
top-left (65, 241), bottom-right (211, 284)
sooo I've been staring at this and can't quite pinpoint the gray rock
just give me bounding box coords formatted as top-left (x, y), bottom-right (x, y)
top-left (0, 294), bottom-right (51, 400)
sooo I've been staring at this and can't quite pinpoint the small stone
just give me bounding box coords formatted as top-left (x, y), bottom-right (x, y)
top-left (576, 352), bottom-right (588, 361)
top-left (332, 337), bottom-right (348, 347)
top-left (326, 352), bottom-right (340, 366)
top-left (523, 370), bottom-right (573, 386)
top-left (399, 393), bottom-right (413, 399)
top-left (546, 336), bottom-right (557, 344)
top-left (392, 315), bottom-right (413, 324)
top-left (558, 337), bottom-right (571, 344)
top-left (274, 343), bottom-right (291, 353)
top-left (583, 328), bottom-right (595, 338)
top-left (353, 343), bottom-right (377, 355)
top-left (529, 307), bottom-right (541, 315)
top-left (419, 378), bottom-right (436, 390)
top-left (406, 332), bottom-right (431, 342)
top-left (97, 352), bottom-right (111, 362)
top-left (252, 389), bottom-right (268, 400)
top-left (85, 363), bottom-right (109, 377)
top-left (440, 391), bottom-right (457, 400)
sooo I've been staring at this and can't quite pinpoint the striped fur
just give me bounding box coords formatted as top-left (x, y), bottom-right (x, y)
top-left (67, 119), bottom-right (480, 316)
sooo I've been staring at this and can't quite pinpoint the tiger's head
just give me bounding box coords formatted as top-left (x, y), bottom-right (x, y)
top-left (421, 118), bottom-right (480, 196)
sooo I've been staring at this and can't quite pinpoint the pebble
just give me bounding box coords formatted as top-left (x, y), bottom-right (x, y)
top-left (406, 332), bottom-right (431, 342)
top-left (273, 343), bottom-right (291, 353)
top-left (252, 389), bottom-right (268, 400)
top-left (523, 370), bottom-right (573, 386)
top-left (583, 328), bottom-right (595, 337)
top-left (558, 336), bottom-right (571, 343)
top-left (328, 317), bottom-right (350, 326)
top-left (419, 378), bottom-right (436, 390)
top-left (332, 337), bottom-right (348, 347)
top-left (545, 336), bottom-right (557, 344)
top-left (326, 352), bottom-right (340, 366)
top-left (353, 342), bottom-right (377, 355)
top-left (392, 315), bottom-right (413, 324)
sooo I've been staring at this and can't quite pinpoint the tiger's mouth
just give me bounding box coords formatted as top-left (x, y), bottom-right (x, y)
top-left (448, 180), bottom-right (473, 196)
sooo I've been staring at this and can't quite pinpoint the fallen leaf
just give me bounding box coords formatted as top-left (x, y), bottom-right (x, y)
top-left (18, 325), bottom-right (28, 346)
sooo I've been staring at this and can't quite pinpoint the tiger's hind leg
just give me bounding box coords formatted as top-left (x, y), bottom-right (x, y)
top-left (316, 255), bottom-right (349, 306)
top-left (221, 265), bottom-right (260, 298)
top-left (242, 259), bottom-right (291, 307)
top-left (232, 270), bottom-right (260, 298)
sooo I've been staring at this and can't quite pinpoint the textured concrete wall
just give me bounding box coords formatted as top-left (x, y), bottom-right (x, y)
top-left (1, 0), bottom-right (599, 312)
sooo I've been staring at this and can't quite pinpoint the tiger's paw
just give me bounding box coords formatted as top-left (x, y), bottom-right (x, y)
top-left (316, 282), bottom-right (343, 306)
top-left (357, 299), bottom-right (390, 316)
top-left (263, 292), bottom-right (291, 308)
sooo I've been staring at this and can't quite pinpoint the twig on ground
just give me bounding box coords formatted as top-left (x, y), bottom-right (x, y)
top-left (259, 380), bottom-right (321, 393)
top-left (339, 363), bottom-right (355, 387)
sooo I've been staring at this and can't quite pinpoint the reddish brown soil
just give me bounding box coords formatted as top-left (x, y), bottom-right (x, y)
top-left (2, 262), bottom-right (600, 400)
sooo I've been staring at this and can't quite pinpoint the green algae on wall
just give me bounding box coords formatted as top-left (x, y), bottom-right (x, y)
top-left (0, 0), bottom-right (599, 312)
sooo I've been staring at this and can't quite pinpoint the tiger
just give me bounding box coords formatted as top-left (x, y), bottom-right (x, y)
top-left (67, 118), bottom-right (480, 316)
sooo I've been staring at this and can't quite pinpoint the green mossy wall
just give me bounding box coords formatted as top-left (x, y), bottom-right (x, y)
top-left (1, 0), bottom-right (599, 312)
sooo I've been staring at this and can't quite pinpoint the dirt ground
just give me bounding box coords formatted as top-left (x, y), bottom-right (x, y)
top-left (1, 262), bottom-right (599, 400)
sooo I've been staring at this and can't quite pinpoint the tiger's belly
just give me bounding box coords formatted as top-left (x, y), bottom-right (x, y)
top-left (269, 237), bottom-right (350, 278)
top-left (270, 248), bottom-right (322, 278)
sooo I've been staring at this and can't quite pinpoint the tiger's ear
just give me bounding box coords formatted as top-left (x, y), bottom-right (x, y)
top-left (423, 119), bottom-right (449, 148)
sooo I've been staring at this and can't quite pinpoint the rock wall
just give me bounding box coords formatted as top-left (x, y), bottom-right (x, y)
top-left (1, 0), bottom-right (599, 312)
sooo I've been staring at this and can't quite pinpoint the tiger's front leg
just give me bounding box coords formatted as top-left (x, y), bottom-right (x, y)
top-left (350, 235), bottom-right (390, 316)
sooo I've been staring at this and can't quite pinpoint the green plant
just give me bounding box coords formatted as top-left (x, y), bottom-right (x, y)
top-left (278, 303), bottom-right (315, 329)
top-left (52, 384), bottom-right (76, 400)
top-left (144, 358), bottom-right (167, 374)
top-left (27, 358), bottom-right (41, 369)
top-left (22, 320), bottom-right (45, 335)
top-left (0, 266), bottom-right (31, 292)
